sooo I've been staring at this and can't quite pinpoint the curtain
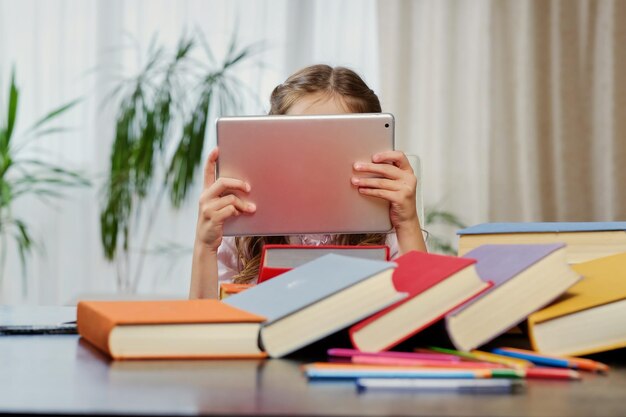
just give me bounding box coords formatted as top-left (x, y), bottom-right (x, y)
top-left (0, 0), bottom-right (379, 304)
top-left (379, 0), bottom-right (626, 227)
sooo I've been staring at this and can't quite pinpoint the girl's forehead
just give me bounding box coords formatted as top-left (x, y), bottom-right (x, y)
top-left (287, 92), bottom-right (351, 115)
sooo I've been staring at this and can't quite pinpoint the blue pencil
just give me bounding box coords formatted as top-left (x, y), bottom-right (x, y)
top-left (491, 348), bottom-right (569, 368)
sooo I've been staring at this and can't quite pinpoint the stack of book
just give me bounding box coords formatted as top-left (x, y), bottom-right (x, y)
top-left (76, 222), bottom-right (626, 363)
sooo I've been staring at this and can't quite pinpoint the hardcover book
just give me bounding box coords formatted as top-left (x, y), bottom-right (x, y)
top-left (258, 244), bottom-right (389, 283)
top-left (225, 253), bottom-right (405, 358)
top-left (77, 299), bottom-right (266, 359)
top-left (445, 244), bottom-right (581, 351)
top-left (349, 251), bottom-right (492, 352)
top-left (457, 222), bottom-right (626, 264)
top-left (528, 252), bottom-right (626, 356)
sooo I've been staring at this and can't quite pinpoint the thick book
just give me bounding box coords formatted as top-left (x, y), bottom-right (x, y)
top-left (527, 252), bottom-right (626, 356)
top-left (457, 222), bottom-right (626, 264)
top-left (348, 251), bottom-right (492, 352)
top-left (445, 244), bottom-right (581, 351)
top-left (219, 283), bottom-right (254, 300)
top-left (224, 253), bottom-right (405, 358)
top-left (258, 244), bottom-right (390, 283)
top-left (77, 300), bottom-right (267, 359)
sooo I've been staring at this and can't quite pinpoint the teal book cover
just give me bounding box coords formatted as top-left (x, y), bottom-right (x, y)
top-left (224, 253), bottom-right (399, 325)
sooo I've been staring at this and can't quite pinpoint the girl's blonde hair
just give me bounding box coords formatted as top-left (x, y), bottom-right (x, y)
top-left (232, 65), bottom-right (387, 284)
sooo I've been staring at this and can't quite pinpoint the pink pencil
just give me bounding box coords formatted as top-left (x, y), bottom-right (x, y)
top-left (327, 348), bottom-right (461, 362)
top-left (352, 355), bottom-right (506, 369)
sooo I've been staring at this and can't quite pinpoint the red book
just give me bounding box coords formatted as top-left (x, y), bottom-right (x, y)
top-left (349, 251), bottom-right (493, 352)
top-left (257, 244), bottom-right (390, 283)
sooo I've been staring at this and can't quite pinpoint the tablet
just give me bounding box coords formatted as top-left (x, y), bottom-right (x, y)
top-left (216, 113), bottom-right (395, 236)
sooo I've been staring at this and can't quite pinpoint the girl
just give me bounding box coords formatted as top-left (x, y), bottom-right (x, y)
top-left (190, 65), bottom-right (427, 299)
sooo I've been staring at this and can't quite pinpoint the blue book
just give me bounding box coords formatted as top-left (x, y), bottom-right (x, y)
top-left (445, 244), bottom-right (580, 351)
top-left (458, 222), bottom-right (626, 235)
top-left (457, 222), bottom-right (626, 264)
top-left (224, 254), bottom-right (405, 358)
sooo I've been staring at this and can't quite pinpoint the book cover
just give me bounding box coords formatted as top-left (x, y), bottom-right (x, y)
top-left (457, 223), bottom-right (626, 264)
top-left (219, 283), bottom-right (254, 300)
top-left (349, 251), bottom-right (492, 352)
top-left (77, 299), bottom-right (267, 359)
top-left (527, 252), bottom-right (626, 355)
top-left (225, 253), bottom-right (404, 357)
top-left (445, 243), bottom-right (580, 351)
top-left (458, 222), bottom-right (626, 235)
top-left (258, 244), bottom-right (390, 283)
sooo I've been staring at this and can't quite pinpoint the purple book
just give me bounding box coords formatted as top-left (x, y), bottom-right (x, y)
top-left (444, 243), bottom-right (580, 351)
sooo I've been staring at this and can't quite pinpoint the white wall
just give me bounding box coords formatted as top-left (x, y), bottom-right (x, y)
top-left (0, 0), bottom-right (381, 304)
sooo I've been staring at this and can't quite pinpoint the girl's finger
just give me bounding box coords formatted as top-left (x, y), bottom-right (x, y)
top-left (206, 193), bottom-right (256, 214)
top-left (372, 150), bottom-right (413, 171)
top-left (353, 161), bottom-right (402, 179)
top-left (351, 176), bottom-right (401, 191)
top-left (205, 177), bottom-right (250, 199)
top-left (357, 187), bottom-right (399, 203)
top-left (203, 147), bottom-right (219, 189)
top-left (210, 204), bottom-right (242, 224)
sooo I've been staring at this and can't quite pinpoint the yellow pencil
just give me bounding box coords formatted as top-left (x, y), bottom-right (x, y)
top-left (470, 350), bottom-right (534, 370)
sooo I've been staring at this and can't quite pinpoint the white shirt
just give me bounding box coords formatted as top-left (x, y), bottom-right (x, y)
top-left (217, 233), bottom-right (400, 284)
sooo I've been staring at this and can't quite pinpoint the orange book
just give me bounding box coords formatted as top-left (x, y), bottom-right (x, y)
top-left (77, 299), bottom-right (267, 360)
top-left (219, 283), bottom-right (254, 299)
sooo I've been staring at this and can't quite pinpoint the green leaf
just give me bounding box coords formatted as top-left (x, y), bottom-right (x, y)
top-left (29, 98), bottom-right (81, 131)
top-left (0, 179), bottom-right (12, 208)
top-left (5, 68), bottom-right (19, 145)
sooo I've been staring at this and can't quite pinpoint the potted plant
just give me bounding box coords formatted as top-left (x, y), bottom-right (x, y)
top-left (100, 32), bottom-right (261, 293)
top-left (0, 68), bottom-right (89, 297)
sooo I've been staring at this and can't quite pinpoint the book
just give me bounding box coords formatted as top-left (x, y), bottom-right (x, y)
top-left (258, 244), bottom-right (389, 283)
top-left (224, 254), bottom-right (405, 358)
top-left (445, 244), bottom-right (581, 351)
top-left (457, 222), bottom-right (626, 264)
top-left (219, 283), bottom-right (254, 300)
top-left (77, 299), bottom-right (267, 359)
top-left (527, 252), bottom-right (626, 356)
top-left (348, 251), bottom-right (492, 352)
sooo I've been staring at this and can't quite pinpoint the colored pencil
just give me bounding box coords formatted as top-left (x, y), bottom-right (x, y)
top-left (305, 366), bottom-right (492, 380)
top-left (492, 347), bottom-right (609, 373)
top-left (328, 348), bottom-right (460, 362)
top-left (356, 378), bottom-right (525, 393)
top-left (425, 346), bottom-right (532, 369)
top-left (304, 363), bottom-right (580, 380)
top-left (351, 355), bottom-right (506, 369)
top-left (470, 350), bottom-right (534, 369)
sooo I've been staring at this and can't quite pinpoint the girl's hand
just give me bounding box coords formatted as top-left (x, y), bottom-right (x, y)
top-left (195, 147), bottom-right (256, 252)
top-left (351, 151), bottom-right (418, 231)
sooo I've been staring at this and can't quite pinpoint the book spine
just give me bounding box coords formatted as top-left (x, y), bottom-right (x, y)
top-left (76, 302), bottom-right (117, 357)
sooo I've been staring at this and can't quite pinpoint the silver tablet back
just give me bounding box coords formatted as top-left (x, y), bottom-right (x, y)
top-left (216, 113), bottom-right (394, 236)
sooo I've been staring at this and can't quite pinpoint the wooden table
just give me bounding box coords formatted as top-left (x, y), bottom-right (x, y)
top-left (0, 333), bottom-right (625, 416)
